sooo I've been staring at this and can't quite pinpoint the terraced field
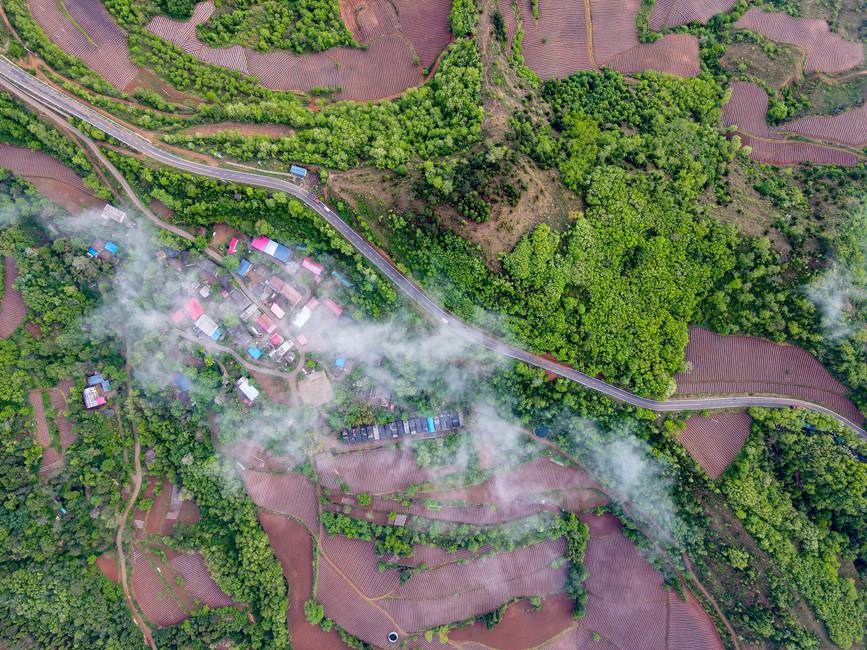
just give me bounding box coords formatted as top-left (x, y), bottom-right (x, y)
top-left (677, 327), bottom-right (864, 426)
top-left (678, 412), bottom-right (753, 478)
top-left (28, 0), bottom-right (139, 88)
top-left (649, 0), bottom-right (737, 30)
top-left (722, 81), bottom-right (861, 166)
top-left (735, 9), bottom-right (864, 74)
top-left (147, 0), bottom-right (450, 100)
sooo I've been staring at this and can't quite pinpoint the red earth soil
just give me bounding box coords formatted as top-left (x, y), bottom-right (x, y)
top-left (130, 546), bottom-right (189, 626)
top-left (779, 102), bottom-right (867, 147)
top-left (722, 80), bottom-right (780, 138)
top-left (722, 81), bottom-right (859, 166)
top-left (607, 33), bottom-right (701, 77)
top-left (649, 0), bottom-right (736, 30)
top-left (0, 144), bottom-right (101, 212)
top-left (169, 551), bottom-right (234, 608)
top-left (131, 545), bottom-right (232, 626)
top-left (146, 0), bottom-right (450, 101)
top-left (314, 445), bottom-right (458, 494)
top-left (28, 0), bottom-right (139, 89)
top-left (49, 379), bottom-right (76, 451)
top-left (95, 551), bottom-right (120, 583)
top-left (241, 469), bottom-right (319, 531)
top-left (735, 8), bottom-right (864, 73)
top-left (0, 256), bottom-right (26, 338)
top-left (678, 412), bottom-right (753, 479)
top-left (249, 369), bottom-right (292, 404)
top-left (145, 479), bottom-right (173, 535)
top-left (515, 0), bottom-right (592, 79)
top-left (577, 512), bottom-right (723, 650)
top-left (258, 512), bottom-right (349, 649)
top-left (742, 131), bottom-right (859, 166)
top-left (449, 594), bottom-right (576, 649)
top-left (320, 534), bottom-right (402, 597)
top-left (676, 326), bottom-right (864, 425)
top-left (29, 389), bottom-right (58, 471)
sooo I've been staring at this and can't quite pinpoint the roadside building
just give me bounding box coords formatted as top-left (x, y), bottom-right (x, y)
top-left (227, 237), bottom-right (239, 254)
top-left (237, 259), bottom-right (252, 277)
top-left (235, 377), bottom-right (260, 405)
top-left (101, 204), bottom-right (127, 224)
top-left (250, 236), bottom-right (292, 263)
top-left (240, 303), bottom-right (260, 322)
top-left (256, 313), bottom-right (277, 334)
top-left (269, 339), bottom-right (294, 360)
top-left (194, 313), bottom-right (221, 340)
top-left (322, 298), bottom-right (343, 317)
top-left (247, 347), bottom-right (263, 360)
top-left (270, 302), bottom-right (286, 320)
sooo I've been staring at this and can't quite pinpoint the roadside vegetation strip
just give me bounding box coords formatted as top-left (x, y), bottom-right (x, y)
top-left (677, 327), bottom-right (864, 425)
top-left (648, 0), bottom-right (736, 30)
top-left (27, 0), bottom-right (139, 89)
top-left (734, 9), bottom-right (864, 74)
top-left (677, 412), bottom-right (752, 479)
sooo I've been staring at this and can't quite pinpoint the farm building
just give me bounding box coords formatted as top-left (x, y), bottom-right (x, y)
top-left (236, 377), bottom-right (260, 404)
top-left (194, 314), bottom-right (221, 340)
top-left (250, 236), bottom-right (292, 263)
top-left (101, 204), bottom-right (127, 223)
top-left (83, 372), bottom-right (111, 409)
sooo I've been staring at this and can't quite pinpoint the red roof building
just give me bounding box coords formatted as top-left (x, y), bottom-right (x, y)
top-left (301, 258), bottom-right (324, 276)
top-left (227, 237), bottom-right (239, 254)
top-left (323, 298), bottom-right (343, 317)
top-left (183, 298), bottom-right (204, 320)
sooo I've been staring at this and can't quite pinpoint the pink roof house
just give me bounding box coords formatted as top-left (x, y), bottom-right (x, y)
top-left (323, 298), bottom-right (343, 317)
top-left (250, 236), bottom-right (270, 252)
top-left (183, 298), bottom-right (204, 320)
top-left (301, 258), bottom-right (324, 276)
top-left (227, 237), bottom-right (239, 254)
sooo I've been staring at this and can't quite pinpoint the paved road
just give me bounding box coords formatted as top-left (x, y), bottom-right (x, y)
top-left (1, 56), bottom-right (863, 437)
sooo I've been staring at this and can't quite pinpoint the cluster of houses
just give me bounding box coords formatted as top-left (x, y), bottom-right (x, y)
top-left (340, 411), bottom-right (464, 444)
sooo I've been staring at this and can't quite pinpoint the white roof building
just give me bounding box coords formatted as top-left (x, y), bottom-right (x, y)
top-left (292, 306), bottom-right (312, 329)
top-left (236, 377), bottom-right (260, 403)
top-left (101, 204), bottom-right (127, 223)
top-left (194, 313), bottom-right (220, 338)
top-left (270, 303), bottom-right (286, 319)
top-left (269, 340), bottom-right (294, 360)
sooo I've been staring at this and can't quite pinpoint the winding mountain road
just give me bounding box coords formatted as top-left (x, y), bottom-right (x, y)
top-left (0, 56), bottom-right (863, 437)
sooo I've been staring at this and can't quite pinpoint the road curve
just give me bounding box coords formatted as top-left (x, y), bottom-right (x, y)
top-left (1, 57), bottom-right (863, 437)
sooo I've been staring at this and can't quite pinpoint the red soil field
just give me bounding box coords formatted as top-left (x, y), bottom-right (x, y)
top-left (317, 560), bottom-right (397, 645)
top-left (721, 80), bottom-right (779, 138)
top-left (0, 144), bottom-right (100, 213)
top-left (578, 512), bottom-right (723, 650)
top-left (607, 34), bottom-right (701, 77)
top-left (95, 551), bottom-right (119, 583)
top-left (147, 0), bottom-right (450, 101)
top-left (249, 369), bottom-right (292, 404)
top-left (259, 512), bottom-right (349, 649)
top-left (677, 327), bottom-right (864, 424)
top-left (28, 0), bottom-right (139, 89)
top-left (722, 82), bottom-right (860, 166)
top-left (679, 412), bottom-right (752, 478)
top-left (449, 595), bottom-right (576, 649)
top-left (314, 446), bottom-right (457, 494)
top-left (649, 0), bottom-right (736, 30)
top-left (29, 389), bottom-right (59, 474)
top-left (130, 546), bottom-right (189, 626)
top-left (735, 9), bottom-right (864, 73)
top-left (241, 469), bottom-right (319, 531)
top-left (170, 551), bottom-right (234, 608)
top-left (49, 379), bottom-right (76, 451)
top-left (320, 534), bottom-right (402, 597)
top-left (145, 479), bottom-right (174, 535)
top-left (0, 256), bottom-right (26, 339)
top-left (515, 0), bottom-right (592, 79)
top-left (780, 102), bottom-right (867, 147)
top-left (741, 135), bottom-right (858, 166)
top-left (590, 0), bottom-right (640, 66)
